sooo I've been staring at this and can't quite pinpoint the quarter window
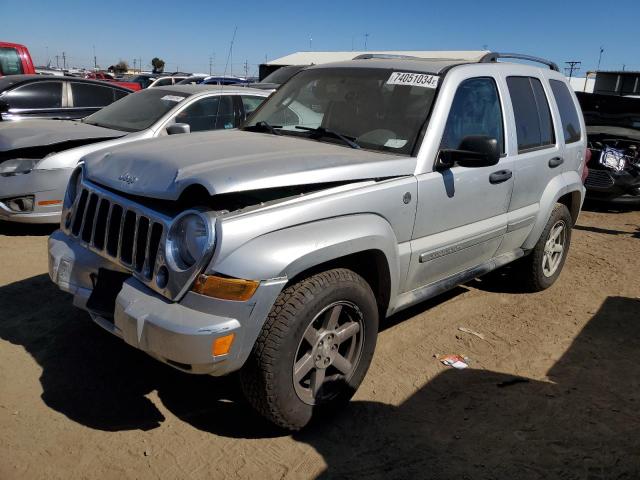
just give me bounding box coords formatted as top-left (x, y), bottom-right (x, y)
top-left (5, 81), bottom-right (63, 109)
top-left (549, 79), bottom-right (582, 144)
top-left (440, 77), bottom-right (504, 155)
top-left (507, 76), bottom-right (555, 152)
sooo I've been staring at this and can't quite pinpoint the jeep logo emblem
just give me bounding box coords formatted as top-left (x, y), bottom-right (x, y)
top-left (118, 173), bottom-right (138, 184)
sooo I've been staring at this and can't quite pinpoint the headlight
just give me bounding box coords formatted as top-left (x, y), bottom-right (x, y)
top-left (167, 212), bottom-right (213, 270)
top-left (600, 147), bottom-right (626, 172)
top-left (65, 167), bottom-right (83, 206)
top-left (0, 158), bottom-right (38, 176)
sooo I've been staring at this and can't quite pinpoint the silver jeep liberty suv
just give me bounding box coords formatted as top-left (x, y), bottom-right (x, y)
top-left (49, 51), bottom-right (587, 429)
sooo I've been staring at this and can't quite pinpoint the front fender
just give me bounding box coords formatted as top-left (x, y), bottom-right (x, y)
top-left (211, 213), bottom-right (401, 299)
top-left (523, 170), bottom-right (585, 250)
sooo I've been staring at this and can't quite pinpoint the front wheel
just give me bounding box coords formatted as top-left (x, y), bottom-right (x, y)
top-left (240, 268), bottom-right (379, 430)
top-left (517, 203), bottom-right (573, 292)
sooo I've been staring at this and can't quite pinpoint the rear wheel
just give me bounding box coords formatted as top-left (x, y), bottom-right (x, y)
top-left (517, 203), bottom-right (573, 292)
top-left (240, 268), bottom-right (378, 430)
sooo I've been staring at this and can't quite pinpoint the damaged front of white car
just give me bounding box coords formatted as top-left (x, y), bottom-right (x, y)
top-left (0, 120), bottom-right (127, 223)
top-left (578, 92), bottom-right (640, 202)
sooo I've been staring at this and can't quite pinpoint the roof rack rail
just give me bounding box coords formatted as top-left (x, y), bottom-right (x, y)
top-left (353, 53), bottom-right (419, 60)
top-left (480, 52), bottom-right (560, 72)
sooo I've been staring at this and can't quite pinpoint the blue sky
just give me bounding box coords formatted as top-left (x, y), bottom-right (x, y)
top-left (3, 0), bottom-right (639, 76)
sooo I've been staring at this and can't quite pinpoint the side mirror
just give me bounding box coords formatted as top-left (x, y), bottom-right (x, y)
top-left (437, 135), bottom-right (500, 169)
top-left (166, 123), bottom-right (191, 135)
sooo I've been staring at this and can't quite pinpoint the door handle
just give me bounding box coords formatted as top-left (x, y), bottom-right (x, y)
top-left (548, 157), bottom-right (564, 168)
top-left (489, 169), bottom-right (513, 184)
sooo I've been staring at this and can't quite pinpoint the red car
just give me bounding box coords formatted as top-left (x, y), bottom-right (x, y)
top-left (85, 71), bottom-right (141, 91)
top-left (0, 41), bottom-right (36, 76)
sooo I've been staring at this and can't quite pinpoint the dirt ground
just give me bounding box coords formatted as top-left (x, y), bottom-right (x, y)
top-left (1, 202), bottom-right (639, 480)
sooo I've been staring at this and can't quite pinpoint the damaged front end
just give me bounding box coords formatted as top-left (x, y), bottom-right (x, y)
top-left (577, 92), bottom-right (640, 200)
top-left (585, 134), bottom-right (640, 198)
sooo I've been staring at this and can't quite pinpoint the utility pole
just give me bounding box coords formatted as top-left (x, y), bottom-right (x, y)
top-left (139, 57), bottom-right (142, 73)
top-left (244, 59), bottom-right (249, 78)
top-left (596, 46), bottom-right (604, 71)
top-left (209, 55), bottom-right (213, 75)
top-left (93, 45), bottom-right (97, 70)
top-left (309, 35), bottom-right (312, 51)
top-left (364, 33), bottom-right (369, 51)
top-left (564, 61), bottom-right (581, 79)
top-left (133, 59), bottom-right (137, 72)
top-left (62, 52), bottom-right (66, 69)
top-left (55, 55), bottom-right (59, 68)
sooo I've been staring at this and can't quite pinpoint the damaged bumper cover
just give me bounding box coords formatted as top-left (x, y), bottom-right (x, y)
top-left (0, 167), bottom-right (72, 223)
top-left (48, 230), bottom-right (286, 375)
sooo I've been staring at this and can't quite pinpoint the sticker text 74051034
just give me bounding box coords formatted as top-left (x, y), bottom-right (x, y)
top-left (386, 72), bottom-right (439, 89)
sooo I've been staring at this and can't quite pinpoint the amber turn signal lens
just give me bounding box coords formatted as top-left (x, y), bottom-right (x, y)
top-left (192, 274), bottom-right (259, 301)
top-left (212, 333), bottom-right (235, 356)
top-left (37, 199), bottom-right (62, 206)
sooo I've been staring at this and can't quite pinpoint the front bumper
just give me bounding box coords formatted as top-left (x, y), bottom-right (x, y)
top-left (584, 167), bottom-right (640, 199)
top-left (48, 230), bottom-right (287, 375)
top-left (0, 168), bottom-right (71, 224)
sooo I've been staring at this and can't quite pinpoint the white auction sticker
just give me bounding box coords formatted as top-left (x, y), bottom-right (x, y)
top-left (161, 95), bottom-right (186, 102)
top-left (386, 72), bottom-right (439, 89)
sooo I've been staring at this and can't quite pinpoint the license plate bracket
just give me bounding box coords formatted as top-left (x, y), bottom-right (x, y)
top-left (86, 268), bottom-right (131, 321)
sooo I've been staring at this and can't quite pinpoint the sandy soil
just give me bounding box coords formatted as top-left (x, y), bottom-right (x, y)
top-left (0, 202), bottom-right (639, 480)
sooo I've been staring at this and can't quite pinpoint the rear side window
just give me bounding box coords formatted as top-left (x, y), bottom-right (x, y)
top-left (549, 79), bottom-right (582, 144)
top-left (440, 77), bottom-right (504, 155)
top-left (0, 47), bottom-right (24, 75)
top-left (71, 82), bottom-right (116, 107)
top-left (5, 81), bottom-right (63, 109)
top-left (507, 76), bottom-right (555, 152)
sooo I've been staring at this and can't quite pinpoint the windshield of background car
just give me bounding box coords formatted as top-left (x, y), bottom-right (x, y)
top-left (261, 65), bottom-right (305, 84)
top-left (82, 89), bottom-right (188, 132)
top-left (244, 67), bottom-right (439, 155)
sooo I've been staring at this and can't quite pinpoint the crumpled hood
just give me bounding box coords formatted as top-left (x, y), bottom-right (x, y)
top-left (83, 130), bottom-right (416, 200)
top-left (0, 119), bottom-right (126, 152)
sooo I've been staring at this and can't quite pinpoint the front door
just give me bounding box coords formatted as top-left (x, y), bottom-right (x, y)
top-left (405, 76), bottom-right (514, 291)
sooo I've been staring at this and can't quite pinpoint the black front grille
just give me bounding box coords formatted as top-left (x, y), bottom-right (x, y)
top-left (70, 188), bottom-right (163, 279)
top-left (585, 170), bottom-right (615, 189)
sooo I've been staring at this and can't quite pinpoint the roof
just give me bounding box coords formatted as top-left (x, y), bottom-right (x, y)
top-left (151, 84), bottom-right (269, 96)
top-left (0, 74), bottom-right (132, 92)
top-left (265, 50), bottom-right (489, 66)
top-left (307, 57), bottom-right (479, 75)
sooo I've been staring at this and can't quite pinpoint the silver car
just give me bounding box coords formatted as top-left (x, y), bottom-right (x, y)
top-left (49, 52), bottom-right (587, 429)
top-left (0, 85), bottom-right (269, 223)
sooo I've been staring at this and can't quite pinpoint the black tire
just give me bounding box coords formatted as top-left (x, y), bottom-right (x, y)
top-left (516, 203), bottom-right (573, 292)
top-left (239, 268), bottom-right (379, 430)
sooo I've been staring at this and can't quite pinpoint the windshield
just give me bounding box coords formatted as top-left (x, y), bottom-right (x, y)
top-left (244, 67), bottom-right (438, 155)
top-left (83, 89), bottom-right (188, 132)
top-left (577, 92), bottom-right (640, 132)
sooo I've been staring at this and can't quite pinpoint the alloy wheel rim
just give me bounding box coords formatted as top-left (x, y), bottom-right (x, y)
top-left (542, 220), bottom-right (566, 277)
top-left (293, 300), bottom-right (365, 405)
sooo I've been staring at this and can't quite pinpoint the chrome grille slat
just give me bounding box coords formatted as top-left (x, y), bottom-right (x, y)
top-left (66, 182), bottom-right (166, 285)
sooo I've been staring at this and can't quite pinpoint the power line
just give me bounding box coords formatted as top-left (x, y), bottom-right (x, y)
top-left (564, 60), bottom-right (581, 79)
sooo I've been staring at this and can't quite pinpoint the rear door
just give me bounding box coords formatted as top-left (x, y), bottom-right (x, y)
top-left (496, 74), bottom-right (563, 253)
top-left (69, 82), bottom-right (123, 118)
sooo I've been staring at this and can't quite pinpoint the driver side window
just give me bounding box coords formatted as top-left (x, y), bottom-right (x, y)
top-left (440, 77), bottom-right (504, 155)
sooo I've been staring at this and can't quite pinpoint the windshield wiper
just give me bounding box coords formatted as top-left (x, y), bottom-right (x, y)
top-left (295, 126), bottom-right (360, 149)
top-left (244, 121), bottom-right (282, 135)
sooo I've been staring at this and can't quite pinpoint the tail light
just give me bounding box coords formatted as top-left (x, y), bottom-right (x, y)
top-left (581, 148), bottom-right (591, 183)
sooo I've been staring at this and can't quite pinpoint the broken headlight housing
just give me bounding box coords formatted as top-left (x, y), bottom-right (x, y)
top-left (600, 147), bottom-right (626, 172)
top-left (0, 158), bottom-right (38, 176)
